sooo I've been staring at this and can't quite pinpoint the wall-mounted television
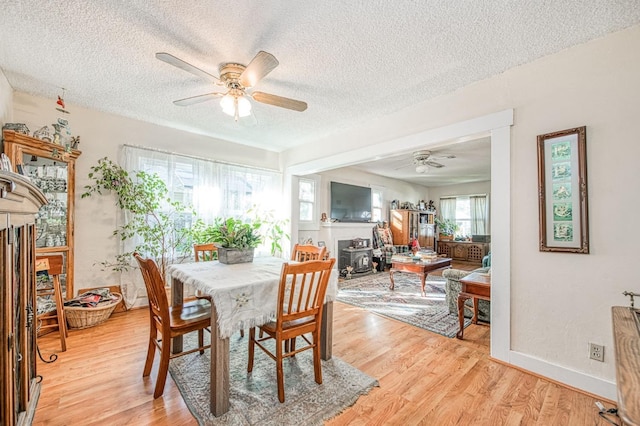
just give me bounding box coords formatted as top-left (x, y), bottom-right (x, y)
top-left (330, 181), bottom-right (372, 223)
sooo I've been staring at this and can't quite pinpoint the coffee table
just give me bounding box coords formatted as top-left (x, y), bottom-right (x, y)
top-left (456, 271), bottom-right (491, 339)
top-left (389, 257), bottom-right (452, 296)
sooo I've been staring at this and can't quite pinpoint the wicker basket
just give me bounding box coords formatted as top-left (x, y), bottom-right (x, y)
top-left (65, 293), bottom-right (122, 329)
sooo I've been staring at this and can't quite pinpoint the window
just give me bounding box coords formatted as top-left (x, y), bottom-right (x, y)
top-left (298, 178), bottom-right (315, 222)
top-left (440, 194), bottom-right (488, 237)
top-left (121, 145), bottom-right (283, 255)
top-left (297, 175), bottom-right (321, 231)
top-left (371, 189), bottom-right (383, 223)
top-left (455, 197), bottom-right (472, 237)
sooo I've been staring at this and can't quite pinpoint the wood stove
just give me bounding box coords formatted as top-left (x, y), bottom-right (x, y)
top-left (338, 239), bottom-right (373, 273)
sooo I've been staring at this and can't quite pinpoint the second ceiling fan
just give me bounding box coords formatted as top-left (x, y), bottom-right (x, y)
top-left (156, 50), bottom-right (307, 121)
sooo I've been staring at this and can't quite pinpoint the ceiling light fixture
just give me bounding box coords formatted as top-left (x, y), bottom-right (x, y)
top-left (220, 89), bottom-right (251, 121)
top-left (415, 164), bottom-right (430, 174)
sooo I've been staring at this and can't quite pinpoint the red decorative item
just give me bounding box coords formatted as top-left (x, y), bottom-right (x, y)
top-left (55, 89), bottom-right (70, 114)
top-left (411, 238), bottom-right (420, 249)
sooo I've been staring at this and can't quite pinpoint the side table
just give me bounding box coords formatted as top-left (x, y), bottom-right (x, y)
top-left (457, 271), bottom-right (491, 339)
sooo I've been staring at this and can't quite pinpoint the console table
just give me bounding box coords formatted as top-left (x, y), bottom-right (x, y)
top-left (438, 241), bottom-right (490, 264)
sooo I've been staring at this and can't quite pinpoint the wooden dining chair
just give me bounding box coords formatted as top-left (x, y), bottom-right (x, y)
top-left (192, 243), bottom-right (244, 336)
top-left (35, 255), bottom-right (68, 352)
top-left (194, 243), bottom-right (217, 262)
top-left (133, 253), bottom-right (212, 398)
top-left (290, 243), bottom-right (327, 262)
top-left (285, 244), bottom-right (329, 350)
top-left (247, 258), bottom-right (335, 403)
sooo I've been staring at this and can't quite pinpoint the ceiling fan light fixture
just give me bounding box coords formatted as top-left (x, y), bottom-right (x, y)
top-left (415, 164), bottom-right (430, 174)
top-left (220, 93), bottom-right (251, 118)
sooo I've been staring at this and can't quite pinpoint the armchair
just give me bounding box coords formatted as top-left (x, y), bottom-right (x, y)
top-left (482, 251), bottom-right (491, 268)
top-left (371, 223), bottom-right (409, 269)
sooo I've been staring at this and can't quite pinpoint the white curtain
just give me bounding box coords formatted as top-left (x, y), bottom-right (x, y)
top-left (117, 145), bottom-right (283, 305)
top-left (439, 197), bottom-right (456, 222)
top-left (470, 195), bottom-right (488, 235)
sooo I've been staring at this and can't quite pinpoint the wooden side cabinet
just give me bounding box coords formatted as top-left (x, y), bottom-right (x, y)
top-left (437, 241), bottom-right (490, 264)
top-left (3, 130), bottom-right (81, 299)
top-left (390, 209), bottom-right (419, 246)
top-left (390, 209), bottom-right (435, 250)
top-left (1, 171), bottom-right (47, 425)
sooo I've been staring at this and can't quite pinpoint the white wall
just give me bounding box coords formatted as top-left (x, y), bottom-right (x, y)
top-left (11, 92), bottom-right (280, 296)
top-left (428, 180), bottom-right (490, 205)
top-left (0, 70), bottom-right (12, 126)
top-left (282, 25), bottom-right (640, 399)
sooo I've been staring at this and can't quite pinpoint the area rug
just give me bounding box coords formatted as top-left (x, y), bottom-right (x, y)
top-left (169, 333), bottom-right (378, 426)
top-left (337, 272), bottom-right (471, 338)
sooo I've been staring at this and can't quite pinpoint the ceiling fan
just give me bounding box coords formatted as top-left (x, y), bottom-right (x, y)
top-left (397, 150), bottom-right (456, 173)
top-left (156, 51), bottom-right (307, 121)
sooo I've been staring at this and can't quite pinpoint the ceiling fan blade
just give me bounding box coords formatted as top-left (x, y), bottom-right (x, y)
top-left (173, 92), bottom-right (223, 106)
top-left (239, 51), bottom-right (279, 88)
top-left (156, 52), bottom-right (220, 84)
top-left (252, 91), bottom-right (307, 112)
top-left (426, 161), bottom-right (445, 168)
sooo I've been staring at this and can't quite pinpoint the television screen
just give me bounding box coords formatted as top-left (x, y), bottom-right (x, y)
top-left (330, 182), bottom-right (372, 223)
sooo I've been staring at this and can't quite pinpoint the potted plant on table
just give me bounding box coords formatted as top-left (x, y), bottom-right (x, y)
top-left (207, 217), bottom-right (263, 264)
top-left (435, 217), bottom-right (459, 241)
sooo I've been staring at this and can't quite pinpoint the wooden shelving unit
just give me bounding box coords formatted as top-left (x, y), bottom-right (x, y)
top-left (3, 130), bottom-right (82, 299)
top-left (390, 209), bottom-right (435, 250)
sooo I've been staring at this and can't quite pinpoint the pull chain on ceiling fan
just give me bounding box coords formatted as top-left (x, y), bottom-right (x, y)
top-left (156, 51), bottom-right (307, 121)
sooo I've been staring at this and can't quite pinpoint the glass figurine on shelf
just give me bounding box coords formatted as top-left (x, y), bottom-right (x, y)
top-left (51, 118), bottom-right (71, 147)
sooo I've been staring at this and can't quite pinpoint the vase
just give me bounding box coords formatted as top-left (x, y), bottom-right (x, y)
top-left (216, 247), bottom-right (255, 264)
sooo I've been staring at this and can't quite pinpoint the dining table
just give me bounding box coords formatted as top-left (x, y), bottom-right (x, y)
top-left (167, 256), bottom-right (338, 416)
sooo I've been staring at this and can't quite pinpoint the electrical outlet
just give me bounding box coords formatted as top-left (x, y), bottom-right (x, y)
top-left (589, 343), bottom-right (604, 362)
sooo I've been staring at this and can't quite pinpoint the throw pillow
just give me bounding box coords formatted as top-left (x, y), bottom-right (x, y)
top-left (381, 228), bottom-right (393, 246)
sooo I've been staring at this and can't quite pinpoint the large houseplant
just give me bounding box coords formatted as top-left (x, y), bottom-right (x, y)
top-left (82, 157), bottom-right (195, 279)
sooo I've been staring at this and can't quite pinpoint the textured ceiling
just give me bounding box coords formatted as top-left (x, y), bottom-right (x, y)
top-left (1, 1), bottom-right (639, 158)
top-left (351, 136), bottom-right (492, 187)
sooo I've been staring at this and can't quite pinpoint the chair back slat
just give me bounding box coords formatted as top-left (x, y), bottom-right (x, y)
top-left (277, 259), bottom-right (335, 325)
top-left (291, 244), bottom-right (327, 262)
top-left (194, 243), bottom-right (217, 262)
top-left (133, 253), bottom-right (170, 325)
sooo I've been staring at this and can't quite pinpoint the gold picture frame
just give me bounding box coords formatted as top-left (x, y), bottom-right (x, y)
top-left (537, 126), bottom-right (589, 253)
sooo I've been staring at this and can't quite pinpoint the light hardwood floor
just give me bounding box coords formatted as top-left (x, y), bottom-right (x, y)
top-left (34, 266), bottom-right (615, 425)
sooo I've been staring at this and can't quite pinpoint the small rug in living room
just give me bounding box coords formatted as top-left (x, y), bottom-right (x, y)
top-left (337, 272), bottom-right (470, 338)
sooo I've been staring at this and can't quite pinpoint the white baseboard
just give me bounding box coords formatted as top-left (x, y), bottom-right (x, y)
top-left (509, 350), bottom-right (617, 401)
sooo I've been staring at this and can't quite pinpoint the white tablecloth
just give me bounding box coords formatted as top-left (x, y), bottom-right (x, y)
top-left (168, 257), bottom-right (337, 338)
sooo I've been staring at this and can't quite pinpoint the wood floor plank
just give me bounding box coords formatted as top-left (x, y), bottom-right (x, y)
top-left (34, 285), bottom-right (614, 425)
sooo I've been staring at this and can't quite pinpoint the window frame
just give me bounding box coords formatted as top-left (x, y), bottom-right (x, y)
top-left (296, 174), bottom-right (321, 231)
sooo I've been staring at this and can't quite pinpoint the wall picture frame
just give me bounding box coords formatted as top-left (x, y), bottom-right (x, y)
top-left (537, 126), bottom-right (589, 253)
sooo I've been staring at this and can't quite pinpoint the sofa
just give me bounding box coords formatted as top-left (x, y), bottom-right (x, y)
top-left (443, 267), bottom-right (491, 323)
top-left (371, 223), bottom-right (409, 269)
